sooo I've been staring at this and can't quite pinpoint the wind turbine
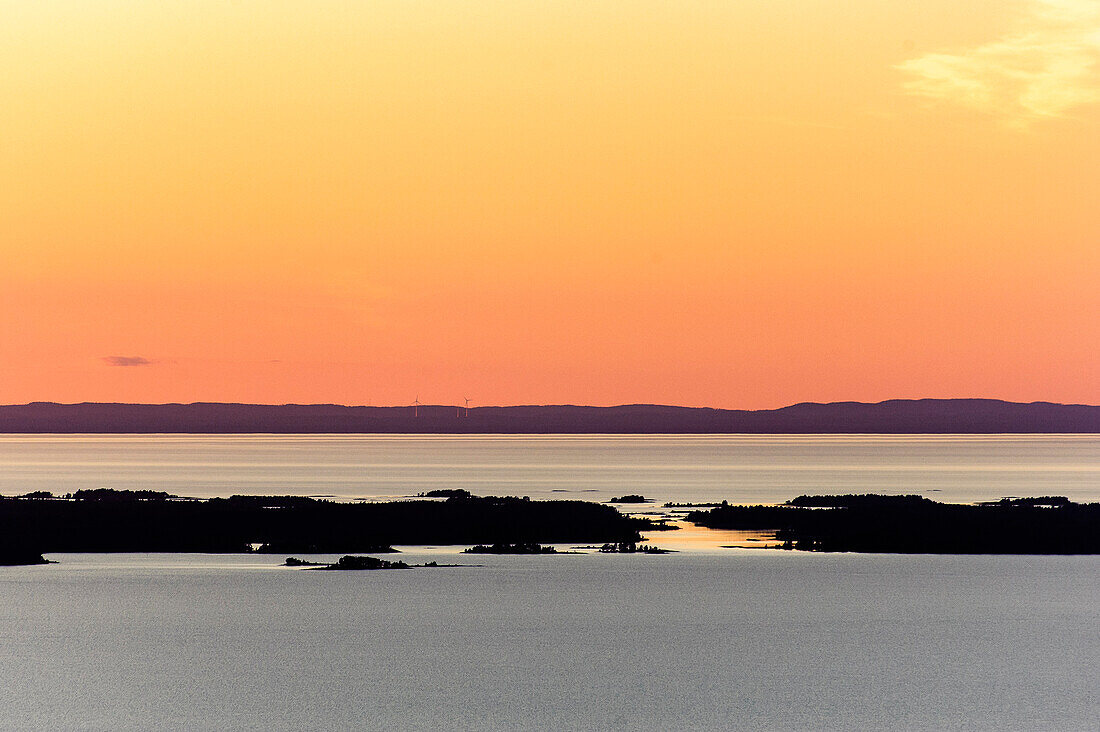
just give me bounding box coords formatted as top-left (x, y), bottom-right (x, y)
top-left (464, 397), bottom-right (471, 417)
top-left (412, 396), bottom-right (421, 418)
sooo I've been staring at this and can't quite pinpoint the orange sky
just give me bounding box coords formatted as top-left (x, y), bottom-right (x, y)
top-left (2, 0), bottom-right (1098, 408)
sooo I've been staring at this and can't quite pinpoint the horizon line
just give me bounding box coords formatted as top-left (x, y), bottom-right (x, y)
top-left (6, 397), bottom-right (1099, 410)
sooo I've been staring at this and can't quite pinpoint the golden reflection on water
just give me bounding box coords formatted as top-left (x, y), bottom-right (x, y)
top-left (642, 520), bottom-right (780, 552)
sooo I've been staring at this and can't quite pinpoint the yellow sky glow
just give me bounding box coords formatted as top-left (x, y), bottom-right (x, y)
top-left (1, 0), bottom-right (1097, 407)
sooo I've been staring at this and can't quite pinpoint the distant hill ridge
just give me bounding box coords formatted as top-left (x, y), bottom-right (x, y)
top-left (0, 399), bottom-right (1097, 433)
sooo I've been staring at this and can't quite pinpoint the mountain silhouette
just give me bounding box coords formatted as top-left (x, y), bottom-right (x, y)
top-left (0, 398), bottom-right (1096, 433)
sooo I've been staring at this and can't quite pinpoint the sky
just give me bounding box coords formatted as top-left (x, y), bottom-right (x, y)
top-left (2, 0), bottom-right (1098, 408)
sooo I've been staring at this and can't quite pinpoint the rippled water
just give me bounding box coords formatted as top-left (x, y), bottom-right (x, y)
top-left (1, 434), bottom-right (1098, 504)
top-left (2, 552), bottom-right (1097, 731)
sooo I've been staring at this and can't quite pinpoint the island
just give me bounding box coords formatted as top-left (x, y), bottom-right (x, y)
top-left (0, 488), bottom-right (652, 555)
top-left (664, 502), bottom-right (725, 508)
top-left (307, 555), bottom-right (410, 570)
top-left (607, 495), bottom-right (651, 504)
top-left (283, 557), bottom-right (327, 567)
top-left (284, 556), bottom-right (464, 570)
top-left (417, 489), bottom-right (473, 499)
top-left (686, 494), bottom-right (1100, 554)
top-left (598, 541), bottom-right (673, 554)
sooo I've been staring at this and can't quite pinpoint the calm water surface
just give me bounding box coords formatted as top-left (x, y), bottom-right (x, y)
top-left (1, 552), bottom-right (1097, 731)
top-left (1, 434), bottom-right (1098, 504)
top-left (2, 435), bottom-right (1098, 730)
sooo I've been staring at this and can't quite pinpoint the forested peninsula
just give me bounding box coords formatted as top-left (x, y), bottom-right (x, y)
top-left (0, 490), bottom-right (649, 559)
top-left (687, 495), bottom-right (1100, 554)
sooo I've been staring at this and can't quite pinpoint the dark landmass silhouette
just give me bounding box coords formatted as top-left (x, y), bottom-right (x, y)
top-left (310, 555), bottom-right (410, 570)
top-left (598, 541), bottom-right (673, 554)
top-left (417, 489), bottom-right (473, 498)
top-left (0, 489), bottom-right (648, 554)
top-left (287, 556), bottom-right (467, 570)
top-left (0, 547), bottom-right (53, 566)
top-left (283, 557), bottom-right (326, 567)
top-left (664, 502), bottom-right (725, 508)
top-left (463, 542), bottom-right (560, 554)
top-left (608, 495), bottom-right (651, 503)
top-left (6, 489), bottom-right (1096, 558)
top-left (687, 495), bottom-right (1100, 554)
top-left (256, 540), bottom-right (397, 554)
top-left (1, 399), bottom-right (1098, 433)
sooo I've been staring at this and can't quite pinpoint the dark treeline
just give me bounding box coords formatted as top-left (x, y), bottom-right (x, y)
top-left (598, 541), bottom-right (672, 554)
top-left (687, 494), bottom-right (1100, 554)
top-left (310, 555), bottom-right (410, 570)
top-left (0, 490), bottom-right (647, 555)
top-left (287, 556), bottom-right (456, 570)
top-left (463, 543), bottom-right (559, 554)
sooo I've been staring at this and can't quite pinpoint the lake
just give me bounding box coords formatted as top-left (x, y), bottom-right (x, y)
top-left (1, 434), bottom-right (1098, 504)
top-left (2, 551), bottom-right (1097, 731)
top-left (1, 434), bottom-right (1098, 730)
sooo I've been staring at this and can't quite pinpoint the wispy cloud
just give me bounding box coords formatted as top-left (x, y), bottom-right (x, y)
top-left (102, 356), bottom-right (153, 367)
top-left (897, 0), bottom-right (1100, 126)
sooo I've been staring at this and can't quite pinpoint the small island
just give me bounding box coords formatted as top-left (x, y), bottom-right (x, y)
top-left (416, 489), bottom-right (473, 499)
top-left (608, 495), bottom-right (651, 503)
top-left (309, 555), bottom-right (410, 570)
top-left (285, 556), bottom-right (464, 570)
top-left (664, 502), bottom-right (725, 508)
top-left (598, 541), bottom-right (673, 554)
top-left (282, 557), bottom-right (327, 567)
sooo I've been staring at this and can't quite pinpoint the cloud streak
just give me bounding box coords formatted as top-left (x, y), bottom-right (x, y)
top-left (897, 0), bottom-right (1100, 125)
top-left (102, 356), bottom-right (153, 367)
